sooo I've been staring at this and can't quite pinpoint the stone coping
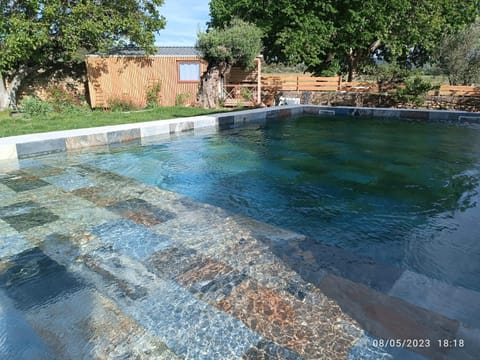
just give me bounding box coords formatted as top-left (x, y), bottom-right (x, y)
top-left (1, 105), bottom-right (479, 162)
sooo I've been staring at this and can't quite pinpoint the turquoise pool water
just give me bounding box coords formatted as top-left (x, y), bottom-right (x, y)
top-left (87, 115), bottom-right (480, 293)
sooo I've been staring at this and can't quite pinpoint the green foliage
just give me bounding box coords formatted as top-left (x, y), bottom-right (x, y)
top-left (239, 87), bottom-right (253, 101)
top-left (0, 1), bottom-right (166, 75)
top-left (19, 96), bottom-right (53, 118)
top-left (434, 20), bottom-right (480, 85)
top-left (146, 83), bottom-right (162, 108)
top-left (262, 63), bottom-right (308, 74)
top-left (47, 85), bottom-right (82, 112)
top-left (209, 0), bottom-right (479, 78)
top-left (396, 77), bottom-right (435, 106)
top-left (196, 18), bottom-right (263, 70)
top-left (108, 98), bottom-right (138, 112)
top-left (0, 0), bottom-right (166, 109)
top-left (366, 63), bottom-right (412, 84)
top-left (175, 93), bottom-right (191, 106)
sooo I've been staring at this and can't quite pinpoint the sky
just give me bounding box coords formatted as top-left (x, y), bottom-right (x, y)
top-left (155, 0), bottom-right (211, 46)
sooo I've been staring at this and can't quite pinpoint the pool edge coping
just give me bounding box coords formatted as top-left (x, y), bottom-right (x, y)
top-left (1, 105), bottom-right (479, 162)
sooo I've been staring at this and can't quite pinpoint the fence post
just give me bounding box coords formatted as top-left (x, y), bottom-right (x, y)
top-left (337, 75), bottom-right (342, 91)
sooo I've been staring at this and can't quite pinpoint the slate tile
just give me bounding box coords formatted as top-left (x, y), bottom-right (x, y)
top-left (217, 115), bottom-right (235, 130)
top-left (217, 279), bottom-right (360, 359)
top-left (348, 334), bottom-right (428, 360)
top-left (0, 201), bottom-right (59, 232)
top-left (44, 172), bottom-right (94, 191)
top-left (242, 339), bottom-right (304, 360)
top-left (0, 247), bottom-right (84, 310)
top-left (128, 281), bottom-right (261, 359)
top-left (318, 274), bottom-right (459, 359)
top-left (107, 198), bottom-right (175, 226)
top-left (107, 129), bottom-right (141, 144)
top-left (0, 173), bottom-right (50, 192)
top-left (16, 138), bottom-right (66, 159)
top-left (0, 200), bottom-right (37, 218)
top-left (24, 288), bottom-right (179, 359)
top-left (169, 121), bottom-right (194, 133)
top-left (91, 219), bottom-right (171, 260)
top-left (72, 185), bottom-right (120, 207)
top-left (0, 234), bottom-right (32, 259)
top-left (178, 258), bottom-right (248, 302)
top-left (148, 245), bottom-right (198, 279)
top-left (389, 270), bottom-right (480, 329)
top-left (276, 237), bottom-right (403, 293)
top-left (20, 164), bottom-right (65, 178)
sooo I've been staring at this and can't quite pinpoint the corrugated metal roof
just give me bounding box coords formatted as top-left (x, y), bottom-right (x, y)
top-left (88, 46), bottom-right (201, 57)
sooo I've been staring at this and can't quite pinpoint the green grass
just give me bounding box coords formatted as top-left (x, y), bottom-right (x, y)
top-left (0, 106), bottom-right (231, 138)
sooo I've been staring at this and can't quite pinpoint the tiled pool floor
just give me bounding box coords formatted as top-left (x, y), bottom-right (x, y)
top-left (0, 157), bottom-right (479, 359)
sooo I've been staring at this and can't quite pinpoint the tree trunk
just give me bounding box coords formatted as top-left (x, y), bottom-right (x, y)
top-left (198, 62), bottom-right (232, 109)
top-left (346, 49), bottom-right (359, 82)
top-left (0, 74), bottom-right (10, 111)
top-left (198, 66), bottom-right (222, 108)
top-left (0, 66), bottom-right (36, 110)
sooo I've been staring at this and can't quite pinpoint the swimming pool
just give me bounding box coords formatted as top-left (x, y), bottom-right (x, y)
top-left (1, 111), bottom-right (480, 359)
top-left (90, 115), bottom-right (480, 292)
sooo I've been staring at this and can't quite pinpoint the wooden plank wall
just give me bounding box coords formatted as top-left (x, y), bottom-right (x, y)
top-left (86, 56), bottom-right (207, 108)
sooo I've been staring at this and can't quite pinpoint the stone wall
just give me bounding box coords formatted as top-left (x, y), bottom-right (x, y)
top-left (280, 91), bottom-right (480, 113)
top-left (18, 65), bottom-right (88, 105)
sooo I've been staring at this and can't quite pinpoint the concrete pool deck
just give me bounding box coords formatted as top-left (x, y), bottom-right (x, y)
top-left (1, 105), bottom-right (480, 163)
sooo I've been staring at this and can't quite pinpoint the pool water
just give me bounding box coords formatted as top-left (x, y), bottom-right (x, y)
top-left (1, 114), bottom-right (480, 359)
top-left (90, 116), bottom-right (480, 292)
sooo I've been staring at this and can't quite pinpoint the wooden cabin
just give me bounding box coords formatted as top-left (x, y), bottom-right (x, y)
top-left (85, 46), bottom-right (262, 108)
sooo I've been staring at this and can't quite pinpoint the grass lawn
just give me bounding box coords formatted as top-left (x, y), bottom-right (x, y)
top-left (0, 106), bottom-right (232, 138)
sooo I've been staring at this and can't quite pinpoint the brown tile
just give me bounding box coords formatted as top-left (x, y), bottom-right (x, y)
top-left (177, 257), bottom-right (248, 302)
top-left (72, 186), bottom-right (119, 207)
top-left (217, 279), bottom-right (359, 359)
top-left (178, 258), bottom-right (232, 285)
top-left (149, 245), bottom-right (198, 280)
top-left (65, 134), bottom-right (108, 151)
top-left (106, 198), bottom-right (175, 227)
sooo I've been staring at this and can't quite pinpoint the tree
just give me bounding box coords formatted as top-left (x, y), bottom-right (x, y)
top-left (0, 0), bottom-right (166, 110)
top-left (196, 18), bottom-right (262, 108)
top-left (209, 0), bottom-right (479, 81)
top-left (434, 20), bottom-right (480, 85)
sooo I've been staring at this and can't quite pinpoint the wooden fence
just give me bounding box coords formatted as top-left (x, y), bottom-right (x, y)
top-left (261, 74), bottom-right (480, 97)
top-left (262, 74), bottom-right (341, 91)
top-left (434, 85), bottom-right (480, 96)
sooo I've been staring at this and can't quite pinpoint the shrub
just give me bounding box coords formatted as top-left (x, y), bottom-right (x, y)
top-left (396, 77), bottom-right (434, 106)
top-left (145, 83), bottom-right (162, 108)
top-left (365, 63), bottom-right (411, 92)
top-left (239, 87), bottom-right (253, 101)
top-left (108, 97), bottom-right (138, 112)
top-left (175, 93), bottom-right (191, 106)
top-left (47, 85), bottom-right (80, 112)
top-left (19, 96), bottom-right (53, 118)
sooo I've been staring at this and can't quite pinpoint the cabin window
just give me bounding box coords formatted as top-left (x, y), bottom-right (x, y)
top-left (178, 62), bottom-right (200, 82)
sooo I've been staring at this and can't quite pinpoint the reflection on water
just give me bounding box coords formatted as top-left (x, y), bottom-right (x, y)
top-left (91, 116), bottom-right (480, 291)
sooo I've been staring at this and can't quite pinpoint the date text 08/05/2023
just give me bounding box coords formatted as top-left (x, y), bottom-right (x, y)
top-left (372, 339), bottom-right (465, 349)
